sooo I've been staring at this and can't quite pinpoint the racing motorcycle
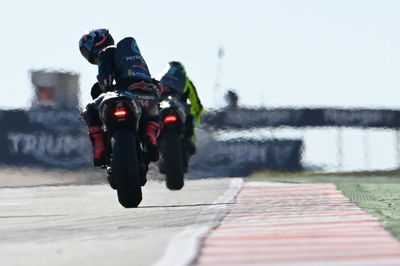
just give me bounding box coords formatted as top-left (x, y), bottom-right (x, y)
top-left (98, 89), bottom-right (154, 208)
top-left (158, 94), bottom-right (188, 190)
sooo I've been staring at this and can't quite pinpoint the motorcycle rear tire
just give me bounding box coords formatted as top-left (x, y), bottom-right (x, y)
top-left (112, 130), bottom-right (142, 208)
top-left (160, 133), bottom-right (184, 190)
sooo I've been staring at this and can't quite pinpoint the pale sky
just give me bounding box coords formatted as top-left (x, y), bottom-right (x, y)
top-left (1, 0), bottom-right (400, 109)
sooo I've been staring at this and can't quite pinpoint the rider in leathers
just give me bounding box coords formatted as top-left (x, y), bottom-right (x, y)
top-left (79, 29), bottom-right (161, 166)
top-left (156, 61), bottom-right (204, 156)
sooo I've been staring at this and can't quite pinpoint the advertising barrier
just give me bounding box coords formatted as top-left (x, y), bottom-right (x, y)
top-left (0, 108), bottom-right (91, 168)
top-left (189, 135), bottom-right (303, 177)
top-left (203, 107), bottom-right (400, 129)
top-left (0, 108), bottom-right (303, 173)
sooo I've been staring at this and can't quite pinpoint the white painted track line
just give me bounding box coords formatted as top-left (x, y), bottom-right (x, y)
top-left (153, 178), bottom-right (244, 266)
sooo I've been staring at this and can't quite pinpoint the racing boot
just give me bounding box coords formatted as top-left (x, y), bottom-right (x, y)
top-left (88, 125), bottom-right (107, 166)
top-left (144, 121), bottom-right (160, 162)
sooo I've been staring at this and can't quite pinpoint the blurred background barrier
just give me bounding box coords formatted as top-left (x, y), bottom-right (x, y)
top-left (0, 107), bottom-right (303, 174)
top-left (0, 108), bottom-right (91, 168)
top-left (0, 70), bottom-right (91, 169)
top-left (0, 70), bottom-right (304, 175)
top-left (202, 107), bottom-right (400, 129)
top-left (201, 107), bottom-right (400, 173)
top-left (1, 70), bottom-right (399, 175)
top-left (188, 130), bottom-right (303, 178)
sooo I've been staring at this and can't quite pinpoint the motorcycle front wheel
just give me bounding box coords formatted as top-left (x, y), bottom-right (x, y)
top-left (111, 130), bottom-right (142, 208)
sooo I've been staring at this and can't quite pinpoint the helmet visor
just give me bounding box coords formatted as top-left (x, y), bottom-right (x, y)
top-left (80, 42), bottom-right (98, 64)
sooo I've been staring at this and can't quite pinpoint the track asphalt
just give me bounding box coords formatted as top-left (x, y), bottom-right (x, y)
top-left (1, 169), bottom-right (400, 265)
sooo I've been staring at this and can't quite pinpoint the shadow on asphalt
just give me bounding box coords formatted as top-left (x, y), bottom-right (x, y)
top-left (139, 202), bottom-right (234, 209)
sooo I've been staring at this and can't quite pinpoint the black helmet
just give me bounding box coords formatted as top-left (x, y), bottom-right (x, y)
top-left (169, 61), bottom-right (186, 74)
top-left (79, 29), bottom-right (114, 64)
